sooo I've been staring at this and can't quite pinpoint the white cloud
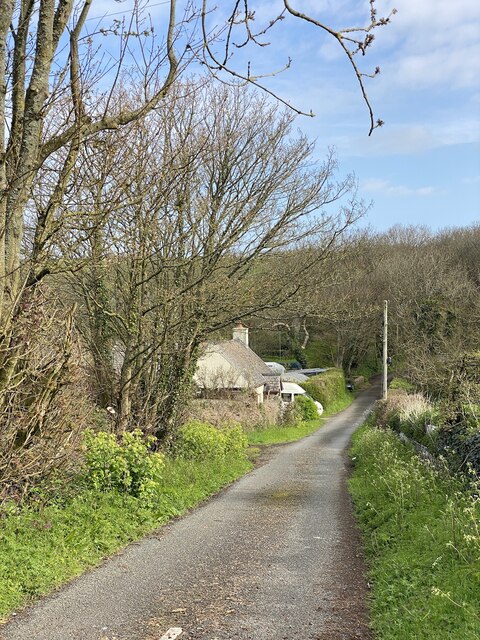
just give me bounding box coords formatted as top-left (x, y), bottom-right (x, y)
top-left (386, 42), bottom-right (480, 90)
top-left (333, 118), bottom-right (480, 157)
top-left (361, 178), bottom-right (438, 197)
top-left (374, 0), bottom-right (480, 89)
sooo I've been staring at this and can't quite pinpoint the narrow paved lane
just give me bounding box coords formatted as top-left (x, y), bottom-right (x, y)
top-left (2, 384), bottom-right (379, 640)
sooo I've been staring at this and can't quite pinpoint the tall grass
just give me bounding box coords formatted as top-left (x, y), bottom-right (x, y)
top-left (349, 422), bottom-right (480, 639)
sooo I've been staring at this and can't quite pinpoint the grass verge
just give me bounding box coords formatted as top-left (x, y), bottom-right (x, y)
top-left (322, 392), bottom-right (355, 416)
top-left (247, 418), bottom-right (323, 445)
top-left (248, 391), bottom-right (354, 445)
top-left (349, 421), bottom-right (480, 640)
top-left (0, 455), bottom-right (251, 620)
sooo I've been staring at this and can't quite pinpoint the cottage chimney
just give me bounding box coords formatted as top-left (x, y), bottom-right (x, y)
top-left (233, 323), bottom-right (249, 347)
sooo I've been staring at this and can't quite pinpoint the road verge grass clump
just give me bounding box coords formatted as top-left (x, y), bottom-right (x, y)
top-left (247, 418), bottom-right (323, 445)
top-left (0, 427), bottom-right (251, 620)
top-left (349, 422), bottom-right (480, 640)
top-left (375, 391), bottom-right (439, 449)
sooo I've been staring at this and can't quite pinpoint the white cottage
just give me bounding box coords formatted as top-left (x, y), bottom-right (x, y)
top-left (194, 325), bottom-right (281, 404)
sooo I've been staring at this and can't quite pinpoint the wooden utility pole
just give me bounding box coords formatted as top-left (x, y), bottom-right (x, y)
top-left (382, 300), bottom-right (388, 400)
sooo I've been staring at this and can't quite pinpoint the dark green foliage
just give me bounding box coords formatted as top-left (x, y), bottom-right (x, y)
top-left (300, 368), bottom-right (349, 411)
top-left (292, 346), bottom-right (308, 369)
top-left (350, 357), bottom-right (380, 382)
top-left (303, 338), bottom-right (331, 368)
top-left (437, 422), bottom-right (480, 477)
top-left (294, 395), bottom-right (318, 421)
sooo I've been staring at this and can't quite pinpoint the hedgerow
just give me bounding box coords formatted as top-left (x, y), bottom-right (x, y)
top-left (300, 368), bottom-right (350, 412)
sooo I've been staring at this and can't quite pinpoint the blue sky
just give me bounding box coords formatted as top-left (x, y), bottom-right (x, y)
top-left (87, 0), bottom-right (479, 232)
top-left (219, 0), bottom-right (480, 232)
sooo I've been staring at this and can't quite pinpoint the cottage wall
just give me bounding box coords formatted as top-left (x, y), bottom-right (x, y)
top-left (194, 351), bottom-right (265, 403)
top-left (194, 352), bottom-right (247, 389)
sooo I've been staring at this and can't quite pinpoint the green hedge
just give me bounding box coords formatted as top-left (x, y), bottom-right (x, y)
top-left (300, 368), bottom-right (349, 411)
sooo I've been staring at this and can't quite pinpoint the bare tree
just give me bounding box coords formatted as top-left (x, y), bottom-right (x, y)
top-left (0, 0), bottom-right (393, 484)
top-left (0, 0), bottom-right (394, 317)
top-left (0, 0), bottom-right (394, 385)
top-left (60, 81), bottom-right (365, 435)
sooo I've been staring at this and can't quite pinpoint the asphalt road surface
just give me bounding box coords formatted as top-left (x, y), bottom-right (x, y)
top-left (2, 383), bottom-right (379, 640)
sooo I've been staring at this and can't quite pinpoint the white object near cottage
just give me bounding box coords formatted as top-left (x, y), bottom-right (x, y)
top-left (265, 361), bottom-right (286, 375)
top-left (280, 381), bottom-right (323, 416)
top-left (280, 381), bottom-right (307, 403)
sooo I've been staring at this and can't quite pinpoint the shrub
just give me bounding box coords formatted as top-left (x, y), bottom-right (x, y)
top-left (281, 401), bottom-right (302, 427)
top-left (83, 429), bottom-right (164, 503)
top-left (389, 377), bottom-right (416, 392)
top-left (301, 368), bottom-right (348, 411)
top-left (0, 302), bottom-right (90, 501)
top-left (174, 420), bottom-right (247, 460)
top-left (174, 421), bottom-right (224, 459)
top-left (375, 393), bottom-right (439, 447)
top-left (221, 423), bottom-right (248, 457)
top-left (294, 395), bottom-right (318, 421)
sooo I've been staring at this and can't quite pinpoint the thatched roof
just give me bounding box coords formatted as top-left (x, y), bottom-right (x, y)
top-left (206, 339), bottom-right (281, 392)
